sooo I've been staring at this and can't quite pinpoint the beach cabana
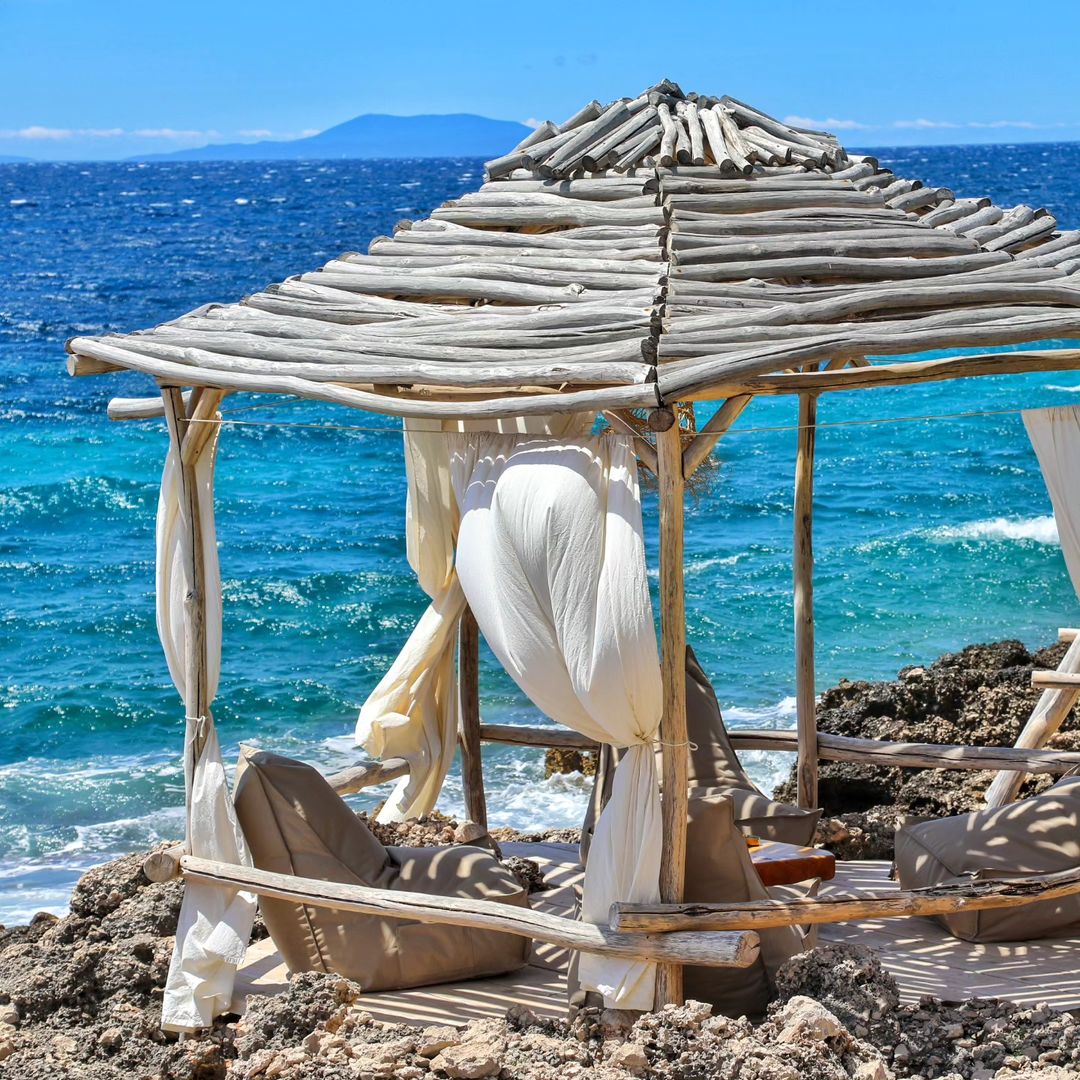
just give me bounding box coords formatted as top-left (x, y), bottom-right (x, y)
top-left (66, 80), bottom-right (1080, 1030)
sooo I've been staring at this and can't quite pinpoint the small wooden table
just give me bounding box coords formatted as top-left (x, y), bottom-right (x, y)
top-left (749, 840), bottom-right (836, 887)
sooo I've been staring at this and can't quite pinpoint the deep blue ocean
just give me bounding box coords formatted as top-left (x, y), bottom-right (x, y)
top-left (3, 145), bottom-right (1080, 923)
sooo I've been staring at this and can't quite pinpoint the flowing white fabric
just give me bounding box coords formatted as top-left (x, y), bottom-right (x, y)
top-left (356, 415), bottom-right (590, 822)
top-left (158, 423), bottom-right (257, 1033)
top-left (450, 433), bottom-right (663, 1010)
top-left (1025, 405), bottom-right (1080, 600)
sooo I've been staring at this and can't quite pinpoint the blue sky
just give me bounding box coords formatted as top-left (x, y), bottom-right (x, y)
top-left (2, 0), bottom-right (1079, 160)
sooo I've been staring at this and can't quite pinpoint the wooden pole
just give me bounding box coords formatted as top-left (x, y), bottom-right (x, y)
top-left (458, 606), bottom-right (488, 829)
top-left (655, 413), bottom-right (689, 1007)
top-left (794, 392), bottom-right (819, 810)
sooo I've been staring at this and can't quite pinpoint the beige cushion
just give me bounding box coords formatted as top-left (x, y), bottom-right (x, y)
top-left (570, 794), bottom-right (808, 1019)
top-left (234, 748), bottom-right (530, 990)
top-left (582, 647), bottom-right (820, 861)
top-left (895, 775), bottom-right (1080, 942)
top-left (682, 793), bottom-right (808, 1018)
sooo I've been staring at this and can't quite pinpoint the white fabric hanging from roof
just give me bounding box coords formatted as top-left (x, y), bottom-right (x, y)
top-left (355, 414), bottom-right (589, 822)
top-left (1024, 405), bottom-right (1080, 600)
top-left (157, 422), bottom-right (257, 1033)
top-left (450, 432), bottom-right (663, 1011)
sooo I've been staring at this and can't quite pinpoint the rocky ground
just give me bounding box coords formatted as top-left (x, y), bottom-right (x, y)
top-left (2, 638), bottom-right (1079, 1077)
top-left (774, 638), bottom-right (1080, 860)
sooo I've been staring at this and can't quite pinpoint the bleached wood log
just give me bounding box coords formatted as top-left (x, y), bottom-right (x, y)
top-left (180, 855), bottom-right (760, 969)
top-left (698, 105), bottom-right (730, 169)
top-left (668, 348), bottom-right (1080, 400)
top-left (430, 203), bottom-right (665, 230)
top-left (581, 106), bottom-right (657, 172)
top-left (540, 102), bottom-right (632, 176)
top-left (613, 125), bottom-right (663, 171)
top-left (67, 353), bottom-right (126, 376)
top-left (108, 391), bottom-right (194, 420)
top-left (66, 338), bottom-right (659, 419)
top-left (1032, 670), bottom-right (1080, 689)
top-left (144, 843), bottom-right (187, 883)
top-left (657, 102), bottom-right (678, 167)
top-left (656, 419), bottom-right (690, 1007)
top-left (711, 108), bottom-right (752, 174)
top-left (987, 215), bottom-right (1058, 253)
top-left (683, 102), bottom-right (705, 166)
top-left (1015, 230), bottom-right (1080, 259)
top-left (921, 198), bottom-right (992, 228)
top-left (609, 865), bottom-right (1080, 933)
top-left (511, 120), bottom-right (558, 153)
top-left (889, 187), bottom-right (953, 213)
top-left (948, 204), bottom-right (1005, 236)
top-left (673, 114), bottom-right (691, 166)
top-left (671, 233), bottom-right (979, 262)
top-left (967, 205), bottom-right (1036, 245)
top-left (327, 757), bottom-right (410, 796)
top-left (479, 177), bottom-right (657, 200)
top-left (672, 250), bottom-right (1010, 284)
top-left (723, 728), bottom-right (1080, 773)
top-left (720, 96), bottom-right (838, 157)
top-left (681, 395), bottom-right (752, 477)
top-left (356, 250), bottom-right (663, 272)
top-left (558, 100), bottom-right (603, 133)
top-left (666, 189), bottom-right (885, 214)
top-left (453, 191), bottom-right (660, 212)
top-left (479, 723), bottom-right (599, 750)
top-left (794, 390), bottom-right (818, 810)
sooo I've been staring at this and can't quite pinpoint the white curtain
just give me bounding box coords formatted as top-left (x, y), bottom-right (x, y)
top-left (450, 433), bottom-right (664, 1011)
top-left (158, 421), bottom-right (257, 1033)
top-left (355, 415), bottom-right (589, 822)
top-left (1025, 405), bottom-right (1080, 599)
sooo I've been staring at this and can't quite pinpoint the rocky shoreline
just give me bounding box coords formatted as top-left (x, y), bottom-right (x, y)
top-left (1, 638), bottom-right (1078, 1078)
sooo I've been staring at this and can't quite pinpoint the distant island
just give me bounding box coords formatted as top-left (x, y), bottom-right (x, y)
top-left (135, 113), bottom-right (533, 162)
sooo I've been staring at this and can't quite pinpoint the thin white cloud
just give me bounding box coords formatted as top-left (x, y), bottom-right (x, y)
top-left (894, 118), bottom-right (961, 129)
top-left (238, 128), bottom-right (274, 139)
top-left (0, 125), bottom-right (220, 140)
top-left (522, 117), bottom-right (542, 129)
top-left (966, 119), bottom-right (1040, 129)
top-left (132, 128), bottom-right (220, 140)
top-left (299, 128), bottom-right (320, 137)
top-left (784, 114), bottom-right (870, 132)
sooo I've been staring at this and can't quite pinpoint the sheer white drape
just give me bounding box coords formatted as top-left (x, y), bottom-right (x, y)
top-left (1025, 405), bottom-right (1080, 599)
top-left (355, 416), bottom-right (589, 822)
top-left (450, 433), bottom-right (664, 1010)
top-left (158, 422), bottom-right (257, 1033)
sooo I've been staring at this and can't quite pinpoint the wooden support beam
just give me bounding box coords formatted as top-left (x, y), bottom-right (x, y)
top-left (327, 757), bottom-right (410, 796)
top-left (984, 634), bottom-right (1080, 807)
top-left (180, 855), bottom-right (760, 970)
top-left (609, 863), bottom-right (1080, 932)
top-left (681, 394), bottom-right (752, 478)
top-left (458, 606), bottom-right (487, 829)
top-left (1031, 669), bottom-right (1080, 689)
top-left (794, 392), bottom-right (818, 810)
top-left (478, 723), bottom-right (599, 750)
top-left (602, 409), bottom-right (658, 474)
top-left (655, 419), bottom-right (689, 1007)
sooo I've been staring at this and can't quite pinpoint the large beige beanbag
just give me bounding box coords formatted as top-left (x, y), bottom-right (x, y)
top-left (895, 774), bottom-right (1080, 942)
top-left (582, 646), bottom-right (820, 861)
top-left (234, 748), bottom-right (530, 991)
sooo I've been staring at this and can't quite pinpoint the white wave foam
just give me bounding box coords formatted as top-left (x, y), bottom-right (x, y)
top-left (925, 516), bottom-right (1058, 544)
top-left (1046, 384), bottom-right (1080, 393)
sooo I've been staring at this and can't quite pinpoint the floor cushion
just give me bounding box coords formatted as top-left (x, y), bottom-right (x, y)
top-left (895, 774), bottom-right (1080, 942)
top-left (234, 748), bottom-right (530, 990)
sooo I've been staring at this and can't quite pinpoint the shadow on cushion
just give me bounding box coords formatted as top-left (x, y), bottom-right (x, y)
top-left (895, 774), bottom-right (1080, 942)
top-left (234, 747), bottom-right (530, 991)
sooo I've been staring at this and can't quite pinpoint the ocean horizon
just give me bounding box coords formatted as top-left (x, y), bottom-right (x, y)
top-left (3, 143), bottom-right (1080, 925)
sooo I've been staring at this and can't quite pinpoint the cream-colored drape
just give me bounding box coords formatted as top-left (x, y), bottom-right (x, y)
top-left (1025, 405), bottom-right (1080, 599)
top-left (355, 415), bottom-right (588, 822)
top-left (450, 433), bottom-right (664, 1011)
top-left (158, 422), bottom-right (257, 1033)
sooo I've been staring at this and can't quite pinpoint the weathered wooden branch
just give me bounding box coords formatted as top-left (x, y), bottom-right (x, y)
top-left (478, 723), bottom-right (599, 750)
top-left (180, 855), bottom-right (761, 969)
top-left (609, 865), bottom-right (1080, 932)
top-left (327, 757), bottom-right (410, 797)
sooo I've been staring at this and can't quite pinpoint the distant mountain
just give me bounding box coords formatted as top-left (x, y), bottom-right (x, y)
top-left (135, 113), bottom-right (533, 162)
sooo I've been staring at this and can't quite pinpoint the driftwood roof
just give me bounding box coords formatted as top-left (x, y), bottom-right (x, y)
top-left (67, 79), bottom-right (1080, 420)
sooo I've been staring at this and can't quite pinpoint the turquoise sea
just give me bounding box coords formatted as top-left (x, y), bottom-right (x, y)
top-left (3, 146), bottom-right (1080, 923)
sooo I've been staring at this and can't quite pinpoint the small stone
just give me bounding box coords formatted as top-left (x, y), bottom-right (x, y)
top-left (0, 1005), bottom-right (18, 1028)
top-left (775, 996), bottom-right (846, 1043)
top-left (851, 1061), bottom-right (889, 1080)
top-left (0, 1038), bottom-right (14, 1063)
top-left (430, 1042), bottom-right (500, 1079)
top-left (893, 1043), bottom-right (911, 1065)
top-left (97, 1027), bottom-right (123, 1050)
top-left (945, 1023), bottom-right (965, 1039)
top-left (51, 1033), bottom-right (78, 1056)
top-left (505, 1004), bottom-right (538, 1027)
top-left (417, 1024), bottom-right (459, 1057)
top-left (608, 1041), bottom-right (648, 1073)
